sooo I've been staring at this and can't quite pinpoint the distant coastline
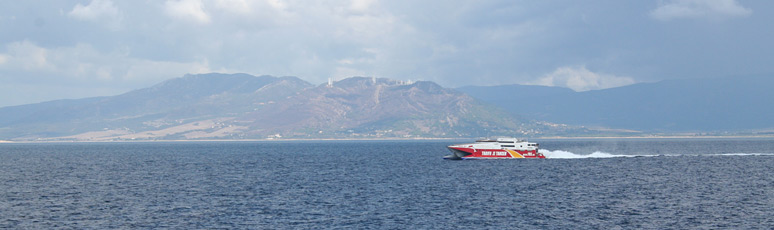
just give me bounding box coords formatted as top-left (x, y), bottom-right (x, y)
top-left (2, 134), bottom-right (774, 143)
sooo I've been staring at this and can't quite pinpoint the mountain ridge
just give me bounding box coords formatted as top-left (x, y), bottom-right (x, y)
top-left (0, 73), bottom-right (587, 141)
top-left (458, 76), bottom-right (774, 132)
top-left (4, 73), bottom-right (770, 140)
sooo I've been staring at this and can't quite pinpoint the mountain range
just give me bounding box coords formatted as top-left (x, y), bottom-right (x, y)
top-left (457, 76), bottom-right (774, 133)
top-left (2, 73), bottom-right (771, 141)
top-left (0, 73), bottom-right (587, 141)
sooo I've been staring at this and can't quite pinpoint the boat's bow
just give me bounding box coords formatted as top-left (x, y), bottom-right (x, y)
top-left (444, 144), bottom-right (473, 160)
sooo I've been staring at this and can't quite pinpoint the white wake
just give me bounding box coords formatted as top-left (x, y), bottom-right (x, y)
top-left (539, 149), bottom-right (644, 159)
top-left (538, 149), bottom-right (774, 159)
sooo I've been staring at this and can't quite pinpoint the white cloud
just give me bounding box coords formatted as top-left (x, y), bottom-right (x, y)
top-left (0, 39), bottom-right (218, 107)
top-left (349, 0), bottom-right (377, 14)
top-left (68, 0), bottom-right (118, 20)
top-left (0, 41), bottom-right (211, 88)
top-left (1, 40), bottom-right (51, 71)
top-left (650, 0), bottom-right (752, 21)
top-left (531, 65), bottom-right (636, 91)
top-left (165, 0), bottom-right (211, 24)
top-left (68, 0), bottom-right (122, 29)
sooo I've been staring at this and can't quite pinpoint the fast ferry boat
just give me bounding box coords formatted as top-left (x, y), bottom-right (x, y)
top-left (445, 138), bottom-right (544, 160)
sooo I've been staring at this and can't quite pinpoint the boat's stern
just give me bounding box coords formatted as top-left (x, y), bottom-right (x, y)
top-left (536, 149), bottom-right (546, 158)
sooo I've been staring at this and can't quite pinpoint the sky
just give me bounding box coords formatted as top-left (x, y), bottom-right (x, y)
top-left (1, 0), bottom-right (773, 107)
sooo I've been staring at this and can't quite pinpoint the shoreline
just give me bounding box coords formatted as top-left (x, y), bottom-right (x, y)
top-left (2, 135), bottom-right (774, 143)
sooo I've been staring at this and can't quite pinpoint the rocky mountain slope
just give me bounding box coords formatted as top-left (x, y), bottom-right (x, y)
top-left (0, 73), bottom-right (585, 141)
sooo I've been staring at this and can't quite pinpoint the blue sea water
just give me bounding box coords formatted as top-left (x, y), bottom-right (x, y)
top-left (0, 138), bottom-right (772, 229)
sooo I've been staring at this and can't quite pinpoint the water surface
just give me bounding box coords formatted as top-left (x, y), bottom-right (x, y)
top-left (1, 139), bottom-right (772, 229)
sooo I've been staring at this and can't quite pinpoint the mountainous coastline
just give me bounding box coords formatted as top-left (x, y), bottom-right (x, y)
top-left (458, 76), bottom-right (774, 133)
top-left (0, 73), bottom-right (588, 141)
top-left (3, 73), bottom-right (770, 141)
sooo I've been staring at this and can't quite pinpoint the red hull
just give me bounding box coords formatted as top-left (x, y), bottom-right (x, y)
top-left (448, 147), bottom-right (545, 159)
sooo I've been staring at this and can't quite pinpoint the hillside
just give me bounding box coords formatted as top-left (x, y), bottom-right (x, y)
top-left (0, 73), bottom-right (589, 141)
top-left (239, 77), bottom-right (538, 138)
top-left (0, 73), bottom-right (312, 140)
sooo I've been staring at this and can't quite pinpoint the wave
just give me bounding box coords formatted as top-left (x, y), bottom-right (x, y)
top-left (538, 149), bottom-right (774, 159)
top-left (539, 149), bottom-right (645, 159)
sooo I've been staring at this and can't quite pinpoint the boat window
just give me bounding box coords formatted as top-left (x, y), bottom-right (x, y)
top-left (497, 141), bottom-right (514, 143)
top-left (501, 145), bottom-right (515, 147)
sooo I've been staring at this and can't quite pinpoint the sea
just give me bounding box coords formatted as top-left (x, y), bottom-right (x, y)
top-left (1, 138), bottom-right (772, 229)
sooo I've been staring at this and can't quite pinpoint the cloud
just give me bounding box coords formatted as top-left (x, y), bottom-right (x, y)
top-left (349, 0), bottom-right (377, 14)
top-left (0, 39), bottom-right (217, 107)
top-left (4, 0), bottom-right (774, 108)
top-left (68, 0), bottom-right (119, 20)
top-left (0, 40), bottom-right (211, 88)
top-left (68, 0), bottom-right (122, 29)
top-left (165, 0), bottom-right (211, 24)
top-left (530, 65), bottom-right (636, 91)
top-left (1, 40), bottom-right (51, 71)
top-left (4, 1), bottom-right (543, 91)
top-left (214, 0), bottom-right (251, 14)
top-left (650, 0), bottom-right (752, 21)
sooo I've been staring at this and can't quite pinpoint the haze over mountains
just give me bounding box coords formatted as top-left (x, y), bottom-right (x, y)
top-left (1, 73), bottom-right (771, 141)
top-left (458, 76), bottom-right (774, 133)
